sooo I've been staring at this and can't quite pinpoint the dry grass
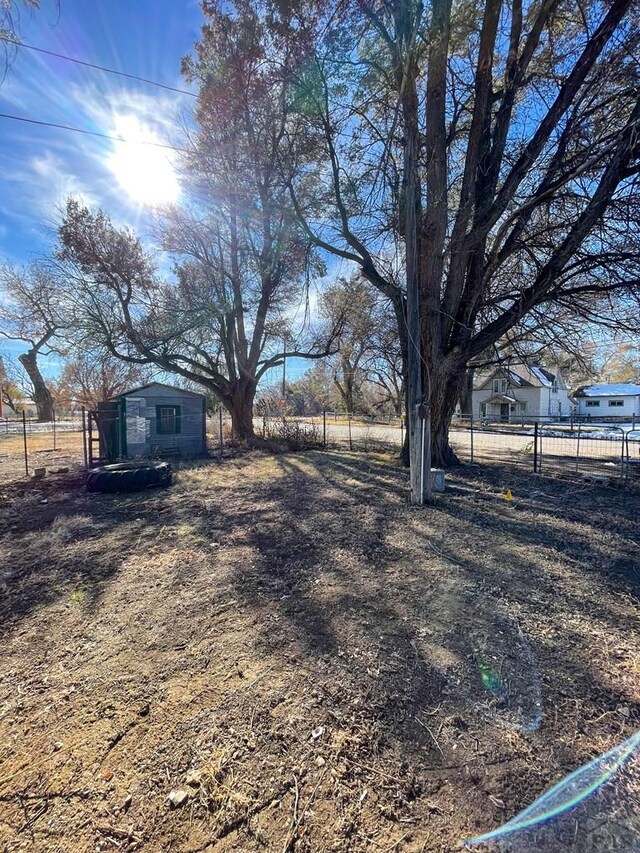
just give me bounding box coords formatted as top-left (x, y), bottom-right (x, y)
top-left (0, 450), bottom-right (638, 852)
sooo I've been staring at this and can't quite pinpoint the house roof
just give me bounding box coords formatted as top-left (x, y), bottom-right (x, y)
top-left (474, 363), bottom-right (558, 390)
top-left (484, 394), bottom-right (518, 404)
top-left (575, 383), bottom-right (640, 398)
top-left (113, 382), bottom-right (206, 399)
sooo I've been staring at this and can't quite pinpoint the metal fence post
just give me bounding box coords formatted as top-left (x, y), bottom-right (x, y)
top-left (52, 405), bottom-right (57, 451)
top-left (533, 422), bottom-right (539, 473)
top-left (400, 416), bottom-right (404, 450)
top-left (470, 414), bottom-right (474, 463)
top-left (323, 409), bottom-right (327, 449)
top-left (81, 407), bottom-right (88, 469)
top-left (22, 411), bottom-right (29, 476)
top-left (575, 423), bottom-right (581, 473)
top-left (218, 408), bottom-right (223, 459)
top-left (348, 414), bottom-right (353, 451)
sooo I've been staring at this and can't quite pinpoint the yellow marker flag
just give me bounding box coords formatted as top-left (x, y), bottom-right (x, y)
top-left (505, 489), bottom-right (513, 502)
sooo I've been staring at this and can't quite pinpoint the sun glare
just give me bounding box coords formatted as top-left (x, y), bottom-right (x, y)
top-left (107, 115), bottom-right (180, 206)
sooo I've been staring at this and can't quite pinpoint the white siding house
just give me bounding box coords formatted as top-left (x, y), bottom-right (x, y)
top-left (472, 364), bottom-right (572, 421)
top-left (574, 383), bottom-right (640, 419)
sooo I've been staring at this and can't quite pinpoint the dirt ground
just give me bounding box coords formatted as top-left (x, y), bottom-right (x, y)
top-left (0, 449), bottom-right (639, 852)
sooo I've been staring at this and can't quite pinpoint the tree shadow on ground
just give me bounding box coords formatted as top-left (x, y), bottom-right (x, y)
top-left (1, 451), bottom-right (638, 782)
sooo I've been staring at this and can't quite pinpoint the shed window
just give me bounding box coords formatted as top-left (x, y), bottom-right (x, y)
top-left (585, 400), bottom-right (600, 407)
top-left (156, 405), bottom-right (182, 434)
top-left (608, 400), bottom-right (624, 407)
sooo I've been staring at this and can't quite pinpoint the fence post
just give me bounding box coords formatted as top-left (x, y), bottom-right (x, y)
top-left (400, 416), bottom-right (404, 450)
top-left (323, 409), bottom-right (327, 449)
top-left (470, 414), bottom-right (474, 464)
top-left (81, 407), bottom-right (88, 469)
top-left (533, 422), bottom-right (539, 473)
top-left (575, 423), bottom-right (581, 473)
top-left (218, 409), bottom-right (223, 460)
top-left (348, 413), bottom-right (353, 451)
top-left (52, 405), bottom-right (57, 451)
top-left (22, 411), bottom-right (29, 476)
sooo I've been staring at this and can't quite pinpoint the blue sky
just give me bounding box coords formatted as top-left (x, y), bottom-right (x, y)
top-left (0, 0), bottom-right (335, 386)
top-left (0, 0), bottom-right (201, 265)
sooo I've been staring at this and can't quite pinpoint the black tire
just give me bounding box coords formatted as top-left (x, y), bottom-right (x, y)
top-left (85, 462), bottom-right (172, 494)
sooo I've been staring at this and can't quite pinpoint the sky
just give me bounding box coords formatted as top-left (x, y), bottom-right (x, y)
top-left (0, 0), bottom-right (324, 385)
top-left (0, 0), bottom-right (202, 261)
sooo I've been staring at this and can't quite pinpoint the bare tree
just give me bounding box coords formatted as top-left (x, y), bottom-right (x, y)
top-left (0, 354), bottom-right (26, 414)
top-left (56, 349), bottom-right (152, 410)
top-left (321, 274), bottom-right (403, 415)
top-left (0, 263), bottom-right (64, 421)
top-left (282, 0), bottom-right (640, 472)
top-left (57, 200), bottom-right (337, 439)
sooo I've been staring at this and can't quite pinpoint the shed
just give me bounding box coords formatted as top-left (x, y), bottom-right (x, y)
top-left (97, 382), bottom-right (207, 462)
top-left (574, 383), bottom-right (640, 419)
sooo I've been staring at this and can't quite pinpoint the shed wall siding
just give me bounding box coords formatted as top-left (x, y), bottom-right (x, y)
top-left (121, 387), bottom-right (206, 456)
top-left (576, 395), bottom-right (640, 417)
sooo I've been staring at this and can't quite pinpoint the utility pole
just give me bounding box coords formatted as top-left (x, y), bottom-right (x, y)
top-left (402, 62), bottom-right (428, 504)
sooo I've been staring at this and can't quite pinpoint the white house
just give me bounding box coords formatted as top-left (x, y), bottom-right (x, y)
top-left (574, 383), bottom-right (640, 419)
top-left (472, 364), bottom-right (572, 421)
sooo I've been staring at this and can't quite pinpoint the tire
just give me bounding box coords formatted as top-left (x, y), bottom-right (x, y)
top-left (85, 462), bottom-right (172, 494)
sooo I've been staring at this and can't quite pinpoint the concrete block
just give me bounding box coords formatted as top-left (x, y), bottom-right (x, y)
top-left (430, 468), bottom-right (446, 492)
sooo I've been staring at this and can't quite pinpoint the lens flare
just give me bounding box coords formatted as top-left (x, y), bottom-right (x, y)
top-left (465, 730), bottom-right (640, 851)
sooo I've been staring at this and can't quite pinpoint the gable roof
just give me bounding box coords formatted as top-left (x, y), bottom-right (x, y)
top-left (474, 363), bottom-right (558, 390)
top-left (575, 383), bottom-right (640, 398)
top-left (114, 382), bottom-right (206, 399)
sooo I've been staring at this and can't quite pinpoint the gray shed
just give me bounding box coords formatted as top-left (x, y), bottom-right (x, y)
top-left (97, 382), bottom-right (207, 461)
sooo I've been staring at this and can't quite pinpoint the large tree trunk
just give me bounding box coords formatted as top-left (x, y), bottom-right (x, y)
top-left (227, 381), bottom-right (256, 440)
top-left (19, 350), bottom-right (54, 422)
top-left (429, 366), bottom-right (466, 468)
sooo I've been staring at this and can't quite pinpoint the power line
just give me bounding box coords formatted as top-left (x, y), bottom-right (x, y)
top-left (0, 111), bottom-right (191, 152)
top-left (0, 35), bottom-right (197, 98)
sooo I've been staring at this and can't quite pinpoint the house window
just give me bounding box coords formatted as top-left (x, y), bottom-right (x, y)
top-left (480, 403), bottom-right (487, 417)
top-left (585, 400), bottom-right (600, 407)
top-left (492, 378), bottom-right (507, 394)
top-left (519, 402), bottom-right (527, 413)
top-left (156, 405), bottom-right (182, 434)
top-left (608, 400), bottom-right (624, 407)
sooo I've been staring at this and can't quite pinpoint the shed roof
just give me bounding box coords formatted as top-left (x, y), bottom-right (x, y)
top-left (113, 382), bottom-right (206, 399)
top-left (575, 383), bottom-right (640, 398)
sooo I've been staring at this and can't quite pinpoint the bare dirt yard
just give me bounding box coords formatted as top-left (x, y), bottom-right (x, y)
top-left (1, 450), bottom-right (639, 852)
